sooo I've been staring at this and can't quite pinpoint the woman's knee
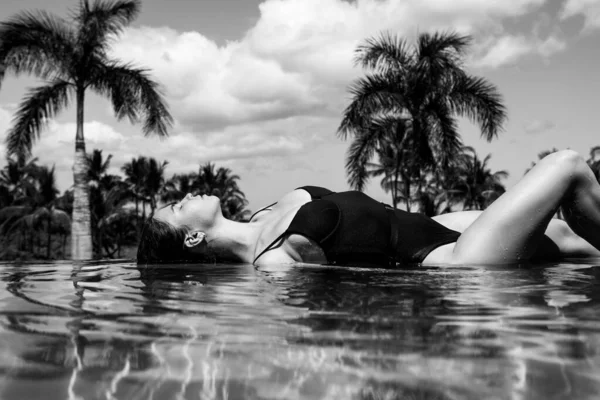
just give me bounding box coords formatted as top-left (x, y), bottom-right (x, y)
top-left (544, 149), bottom-right (585, 170)
top-left (541, 149), bottom-right (589, 182)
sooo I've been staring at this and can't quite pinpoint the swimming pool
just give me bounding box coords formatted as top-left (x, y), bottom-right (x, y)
top-left (0, 260), bottom-right (599, 400)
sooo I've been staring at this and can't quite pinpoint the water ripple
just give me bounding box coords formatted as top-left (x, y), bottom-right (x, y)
top-left (0, 261), bottom-right (600, 400)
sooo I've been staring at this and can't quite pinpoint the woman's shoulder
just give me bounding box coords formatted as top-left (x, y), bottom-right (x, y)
top-left (249, 186), bottom-right (334, 223)
top-left (295, 186), bottom-right (335, 199)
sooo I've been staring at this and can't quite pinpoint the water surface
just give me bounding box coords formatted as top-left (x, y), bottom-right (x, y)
top-left (1, 260), bottom-right (600, 400)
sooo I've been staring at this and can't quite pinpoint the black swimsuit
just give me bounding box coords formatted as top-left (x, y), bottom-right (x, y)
top-left (252, 186), bottom-right (461, 267)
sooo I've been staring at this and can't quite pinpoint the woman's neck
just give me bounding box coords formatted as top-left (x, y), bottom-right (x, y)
top-left (206, 217), bottom-right (262, 263)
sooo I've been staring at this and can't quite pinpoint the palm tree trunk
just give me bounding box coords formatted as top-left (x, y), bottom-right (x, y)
top-left (135, 195), bottom-right (140, 235)
top-left (46, 218), bottom-right (51, 259)
top-left (97, 226), bottom-right (103, 259)
top-left (35, 230), bottom-right (40, 257)
top-left (71, 88), bottom-right (93, 260)
top-left (403, 172), bottom-right (411, 212)
top-left (392, 168), bottom-right (399, 208)
top-left (393, 142), bottom-right (401, 208)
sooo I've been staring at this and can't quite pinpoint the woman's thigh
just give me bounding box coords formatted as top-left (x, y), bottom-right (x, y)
top-left (447, 151), bottom-right (588, 264)
top-left (433, 211), bottom-right (600, 260)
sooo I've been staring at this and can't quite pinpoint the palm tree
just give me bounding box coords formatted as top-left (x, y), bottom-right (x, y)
top-left (142, 157), bottom-right (169, 216)
top-left (31, 165), bottom-right (61, 258)
top-left (0, 156), bottom-right (39, 205)
top-left (0, 0), bottom-right (173, 260)
top-left (87, 149), bottom-right (133, 257)
top-left (363, 126), bottom-right (422, 209)
top-left (93, 178), bottom-right (136, 258)
top-left (0, 156), bottom-right (40, 256)
top-left (587, 146), bottom-right (600, 182)
top-left (122, 156), bottom-right (148, 232)
top-left (338, 31), bottom-right (507, 202)
top-left (161, 172), bottom-right (197, 203)
top-left (161, 162), bottom-right (250, 221)
top-left (97, 190), bottom-right (137, 258)
top-left (0, 163), bottom-right (69, 259)
top-left (413, 166), bottom-right (457, 217)
top-left (196, 162), bottom-right (249, 220)
top-left (447, 146), bottom-right (508, 210)
top-left (86, 149), bottom-right (113, 186)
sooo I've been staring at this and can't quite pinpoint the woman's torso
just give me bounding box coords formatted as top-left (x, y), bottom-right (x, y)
top-left (250, 187), bottom-right (461, 267)
top-left (251, 188), bottom-right (327, 265)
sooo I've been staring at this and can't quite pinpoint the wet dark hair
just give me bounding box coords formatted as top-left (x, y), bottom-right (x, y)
top-left (136, 216), bottom-right (194, 264)
top-left (136, 215), bottom-right (238, 264)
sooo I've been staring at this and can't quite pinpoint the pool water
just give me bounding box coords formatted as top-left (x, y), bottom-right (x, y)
top-left (1, 260), bottom-right (600, 400)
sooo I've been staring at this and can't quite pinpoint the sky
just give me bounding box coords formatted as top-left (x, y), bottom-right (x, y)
top-left (0, 0), bottom-right (599, 211)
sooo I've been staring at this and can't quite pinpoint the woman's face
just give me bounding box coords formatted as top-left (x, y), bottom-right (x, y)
top-left (153, 193), bottom-right (222, 232)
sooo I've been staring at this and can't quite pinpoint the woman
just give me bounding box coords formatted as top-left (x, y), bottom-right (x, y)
top-left (137, 150), bottom-right (600, 267)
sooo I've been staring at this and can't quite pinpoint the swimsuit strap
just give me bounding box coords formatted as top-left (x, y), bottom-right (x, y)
top-left (248, 202), bottom-right (278, 222)
top-left (252, 187), bottom-right (333, 263)
top-left (253, 231), bottom-right (288, 264)
top-left (249, 187), bottom-right (331, 222)
top-left (384, 204), bottom-right (400, 267)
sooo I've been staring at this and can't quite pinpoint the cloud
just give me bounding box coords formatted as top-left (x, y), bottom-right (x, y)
top-left (474, 36), bottom-right (533, 68)
top-left (108, 0), bottom-right (552, 131)
top-left (561, 0), bottom-right (600, 32)
top-left (125, 115), bottom-right (333, 173)
top-left (22, 120), bottom-right (129, 188)
top-left (109, 27), bottom-right (325, 131)
top-left (537, 35), bottom-right (567, 57)
top-left (0, 95), bottom-right (335, 191)
top-left (523, 119), bottom-right (555, 135)
top-left (2, 0), bottom-right (564, 198)
top-left (473, 34), bottom-right (566, 68)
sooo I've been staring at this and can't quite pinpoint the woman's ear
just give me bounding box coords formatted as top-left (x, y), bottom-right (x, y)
top-left (184, 231), bottom-right (206, 248)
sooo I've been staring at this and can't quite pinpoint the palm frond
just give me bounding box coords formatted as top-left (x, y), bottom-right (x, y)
top-left (491, 170), bottom-right (509, 181)
top-left (417, 31), bottom-right (472, 60)
top-left (344, 116), bottom-right (397, 191)
top-left (6, 79), bottom-right (74, 158)
top-left (77, 0), bottom-right (141, 59)
top-left (415, 32), bottom-right (471, 83)
top-left (354, 31), bottom-right (412, 74)
top-left (0, 10), bottom-right (74, 86)
top-left (0, 205), bottom-right (33, 234)
top-left (338, 73), bottom-right (406, 139)
top-left (448, 73), bottom-right (507, 141)
top-left (89, 61), bottom-right (172, 136)
top-left (34, 164), bottom-right (59, 204)
top-left (86, 149), bottom-right (113, 182)
top-left (49, 208), bottom-right (71, 233)
top-left (345, 134), bottom-right (374, 191)
top-left (422, 100), bottom-right (462, 168)
top-left (99, 208), bottom-right (134, 227)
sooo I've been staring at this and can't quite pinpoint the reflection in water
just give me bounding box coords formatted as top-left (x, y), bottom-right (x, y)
top-left (0, 260), bottom-right (599, 399)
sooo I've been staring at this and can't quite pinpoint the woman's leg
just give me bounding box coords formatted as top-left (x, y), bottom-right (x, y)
top-left (434, 211), bottom-right (600, 258)
top-left (448, 150), bottom-right (600, 264)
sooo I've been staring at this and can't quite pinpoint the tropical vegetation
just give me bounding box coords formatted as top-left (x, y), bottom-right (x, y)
top-left (0, 0), bottom-right (173, 259)
top-left (0, 153), bottom-right (251, 260)
top-left (338, 31), bottom-right (507, 210)
top-left (1, 21), bottom-right (597, 262)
